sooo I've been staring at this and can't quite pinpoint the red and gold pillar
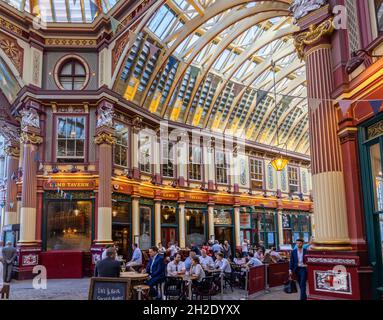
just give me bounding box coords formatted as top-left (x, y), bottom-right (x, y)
top-left (91, 101), bottom-right (116, 264)
top-left (3, 143), bottom-right (20, 226)
top-left (294, 11), bottom-right (362, 299)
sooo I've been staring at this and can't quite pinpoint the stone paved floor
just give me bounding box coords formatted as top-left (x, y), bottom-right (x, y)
top-left (5, 278), bottom-right (300, 300)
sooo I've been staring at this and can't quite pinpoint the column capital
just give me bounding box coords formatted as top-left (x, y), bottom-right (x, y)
top-left (4, 145), bottom-right (20, 157)
top-left (294, 17), bottom-right (335, 60)
top-left (20, 131), bottom-right (43, 145)
top-left (131, 116), bottom-right (143, 134)
top-left (94, 132), bottom-right (116, 145)
top-left (338, 127), bottom-right (358, 144)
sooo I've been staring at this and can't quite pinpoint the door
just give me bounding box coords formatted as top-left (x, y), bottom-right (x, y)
top-left (161, 227), bottom-right (177, 246)
top-left (112, 224), bottom-right (130, 260)
top-left (240, 230), bottom-right (251, 244)
top-left (214, 226), bottom-right (233, 246)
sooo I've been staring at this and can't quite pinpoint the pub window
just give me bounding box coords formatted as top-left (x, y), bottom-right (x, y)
top-left (46, 200), bottom-right (92, 251)
top-left (139, 134), bottom-right (151, 173)
top-left (114, 123), bottom-right (129, 167)
top-left (189, 145), bottom-right (202, 180)
top-left (259, 211), bottom-right (277, 248)
top-left (185, 208), bottom-right (206, 247)
top-left (139, 206), bottom-right (152, 250)
top-left (56, 116), bottom-right (86, 163)
top-left (216, 151), bottom-right (229, 184)
top-left (250, 158), bottom-right (263, 190)
top-left (161, 141), bottom-right (175, 178)
top-left (288, 166), bottom-right (299, 193)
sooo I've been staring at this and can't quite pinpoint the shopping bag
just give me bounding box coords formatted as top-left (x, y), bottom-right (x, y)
top-left (283, 279), bottom-right (298, 294)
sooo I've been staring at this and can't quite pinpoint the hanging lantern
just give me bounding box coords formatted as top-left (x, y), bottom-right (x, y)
top-left (271, 154), bottom-right (289, 171)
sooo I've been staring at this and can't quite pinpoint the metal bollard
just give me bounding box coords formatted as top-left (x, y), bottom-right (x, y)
top-left (264, 264), bottom-right (270, 294)
top-left (220, 272), bottom-right (224, 300)
top-left (241, 269), bottom-right (249, 300)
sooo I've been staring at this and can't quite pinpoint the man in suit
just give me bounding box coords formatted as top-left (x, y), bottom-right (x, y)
top-left (143, 246), bottom-right (165, 299)
top-left (289, 238), bottom-right (308, 300)
top-left (94, 247), bottom-right (121, 278)
top-left (2, 241), bottom-right (17, 283)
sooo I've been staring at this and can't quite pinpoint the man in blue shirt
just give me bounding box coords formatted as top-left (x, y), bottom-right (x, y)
top-left (289, 239), bottom-right (308, 300)
top-left (211, 240), bottom-right (222, 255)
top-left (184, 249), bottom-right (198, 271)
top-left (127, 243), bottom-right (142, 271)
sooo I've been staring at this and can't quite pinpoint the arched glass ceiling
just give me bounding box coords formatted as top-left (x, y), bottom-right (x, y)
top-left (114, 0), bottom-right (309, 155)
top-left (1, 0), bottom-right (120, 23)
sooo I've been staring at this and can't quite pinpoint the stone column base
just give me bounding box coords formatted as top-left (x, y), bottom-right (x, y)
top-left (14, 244), bottom-right (41, 280)
top-left (306, 250), bottom-right (372, 300)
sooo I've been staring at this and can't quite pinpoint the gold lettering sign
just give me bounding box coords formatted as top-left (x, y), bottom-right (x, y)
top-left (44, 181), bottom-right (95, 190)
top-left (185, 194), bottom-right (208, 202)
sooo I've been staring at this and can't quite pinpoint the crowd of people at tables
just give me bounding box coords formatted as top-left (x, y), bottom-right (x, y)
top-left (95, 239), bottom-right (288, 300)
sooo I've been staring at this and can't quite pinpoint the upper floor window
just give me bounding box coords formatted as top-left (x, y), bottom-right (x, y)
top-left (114, 123), bottom-right (129, 167)
top-left (288, 166), bottom-right (299, 193)
top-left (139, 133), bottom-right (151, 173)
top-left (57, 116), bottom-right (86, 163)
top-left (55, 56), bottom-right (89, 90)
top-left (250, 158), bottom-right (263, 190)
top-left (216, 151), bottom-right (229, 184)
top-left (161, 141), bottom-right (175, 178)
top-left (189, 145), bottom-right (202, 181)
top-left (375, 0), bottom-right (383, 32)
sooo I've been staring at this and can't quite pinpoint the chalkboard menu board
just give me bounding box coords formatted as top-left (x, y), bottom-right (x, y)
top-left (89, 278), bottom-right (131, 300)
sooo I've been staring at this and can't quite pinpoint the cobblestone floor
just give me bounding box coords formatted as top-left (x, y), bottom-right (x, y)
top-left (5, 278), bottom-right (300, 300)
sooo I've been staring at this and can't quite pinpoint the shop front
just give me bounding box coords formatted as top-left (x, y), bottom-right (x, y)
top-left (281, 211), bottom-right (312, 245)
top-left (160, 201), bottom-right (178, 246)
top-left (112, 193), bottom-right (131, 260)
top-left (185, 203), bottom-right (207, 247)
top-left (213, 206), bottom-right (234, 248)
top-left (252, 208), bottom-right (278, 249)
top-left (240, 208), bottom-right (252, 244)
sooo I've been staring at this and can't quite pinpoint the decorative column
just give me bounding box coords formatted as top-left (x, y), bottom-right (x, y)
top-left (204, 138), bottom-right (215, 191)
top-left (17, 102), bottom-right (43, 279)
top-left (233, 202), bottom-right (240, 250)
top-left (94, 102), bottom-right (115, 245)
top-left (293, 6), bottom-right (361, 299)
top-left (208, 201), bottom-right (215, 241)
top-left (3, 143), bottom-right (20, 226)
top-left (132, 195), bottom-right (140, 244)
top-left (154, 191), bottom-right (162, 246)
top-left (277, 207), bottom-right (284, 247)
top-left (178, 201), bottom-right (186, 248)
top-left (131, 116), bottom-right (142, 180)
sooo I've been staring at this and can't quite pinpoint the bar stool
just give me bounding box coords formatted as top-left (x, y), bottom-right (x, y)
top-left (133, 284), bottom-right (150, 300)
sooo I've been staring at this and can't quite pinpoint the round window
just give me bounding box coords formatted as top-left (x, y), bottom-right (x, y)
top-left (55, 57), bottom-right (89, 90)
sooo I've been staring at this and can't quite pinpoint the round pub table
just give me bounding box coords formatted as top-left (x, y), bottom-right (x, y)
top-left (120, 272), bottom-right (149, 299)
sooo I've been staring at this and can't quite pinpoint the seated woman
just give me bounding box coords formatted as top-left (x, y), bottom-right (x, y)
top-left (233, 251), bottom-right (246, 266)
top-left (190, 256), bottom-right (206, 287)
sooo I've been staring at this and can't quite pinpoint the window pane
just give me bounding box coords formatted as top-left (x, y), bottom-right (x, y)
top-left (75, 62), bottom-right (86, 75)
top-left (186, 209), bottom-right (205, 246)
top-left (61, 63), bottom-right (72, 75)
top-left (66, 140), bottom-right (75, 156)
top-left (370, 143), bottom-right (383, 211)
top-left (376, 0), bottom-right (383, 31)
top-left (139, 206), bottom-right (152, 250)
top-left (76, 140), bottom-right (84, 157)
top-left (57, 140), bottom-right (66, 156)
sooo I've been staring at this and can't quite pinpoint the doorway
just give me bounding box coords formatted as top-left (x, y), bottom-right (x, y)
top-left (214, 226), bottom-right (233, 246)
top-left (161, 227), bottom-right (177, 246)
top-left (112, 224), bottom-right (131, 260)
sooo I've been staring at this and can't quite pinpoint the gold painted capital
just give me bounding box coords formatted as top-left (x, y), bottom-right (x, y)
top-left (20, 132), bottom-right (43, 145)
top-left (4, 145), bottom-right (20, 157)
top-left (294, 18), bottom-right (335, 60)
top-left (94, 132), bottom-right (116, 145)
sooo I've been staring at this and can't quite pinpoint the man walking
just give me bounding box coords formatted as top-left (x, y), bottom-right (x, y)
top-left (2, 241), bottom-right (17, 283)
top-left (289, 238), bottom-right (308, 300)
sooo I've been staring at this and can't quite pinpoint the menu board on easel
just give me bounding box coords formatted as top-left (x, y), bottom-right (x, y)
top-left (88, 278), bottom-right (131, 300)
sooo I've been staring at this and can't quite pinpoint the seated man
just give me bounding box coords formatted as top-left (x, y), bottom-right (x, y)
top-left (184, 249), bottom-right (198, 271)
top-left (144, 246), bottom-right (165, 299)
top-left (199, 249), bottom-right (214, 269)
top-left (214, 252), bottom-right (232, 273)
top-left (167, 253), bottom-right (186, 276)
top-left (246, 252), bottom-right (263, 268)
top-left (126, 243), bottom-right (142, 271)
top-left (94, 247), bottom-right (121, 278)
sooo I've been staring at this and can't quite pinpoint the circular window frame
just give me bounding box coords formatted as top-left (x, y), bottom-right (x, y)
top-left (54, 55), bottom-right (90, 91)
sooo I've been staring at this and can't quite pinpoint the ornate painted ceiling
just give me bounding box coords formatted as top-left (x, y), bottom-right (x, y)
top-left (0, 0), bottom-right (309, 155)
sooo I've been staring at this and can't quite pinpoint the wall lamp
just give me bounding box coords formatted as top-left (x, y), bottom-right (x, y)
top-left (346, 49), bottom-right (383, 74)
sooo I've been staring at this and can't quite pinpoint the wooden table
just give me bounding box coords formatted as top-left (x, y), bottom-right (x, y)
top-left (177, 274), bottom-right (198, 300)
top-left (120, 272), bottom-right (149, 299)
top-left (205, 269), bottom-right (224, 298)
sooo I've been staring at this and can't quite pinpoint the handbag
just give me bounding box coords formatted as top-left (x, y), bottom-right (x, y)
top-left (283, 277), bottom-right (298, 294)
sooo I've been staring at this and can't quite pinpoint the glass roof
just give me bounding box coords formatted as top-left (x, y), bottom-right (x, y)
top-left (1, 0), bottom-right (120, 23)
top-left (115, 0), bottom-right (309, 155)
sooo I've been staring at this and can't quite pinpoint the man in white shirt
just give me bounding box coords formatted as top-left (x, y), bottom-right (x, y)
top-left (215, 252), bottom-right (232, 273)
top-left (199, 249), bottom-right (214, 269)
top-left (127, 243), bottom-right (142, 271)
top-left (167, 253), bottom-right (186, 276)
top-left (246, 252), bottom-right (263, 268)
top-left (289, 239), bottom-right (308, 300)
top-left (241, 240), bottom-right (249, 257)
top-left (168, 242), bottom-right (179, 258)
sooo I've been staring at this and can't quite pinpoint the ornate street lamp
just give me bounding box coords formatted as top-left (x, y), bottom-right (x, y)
top-left (269, 59), bottom-right (289, 171)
